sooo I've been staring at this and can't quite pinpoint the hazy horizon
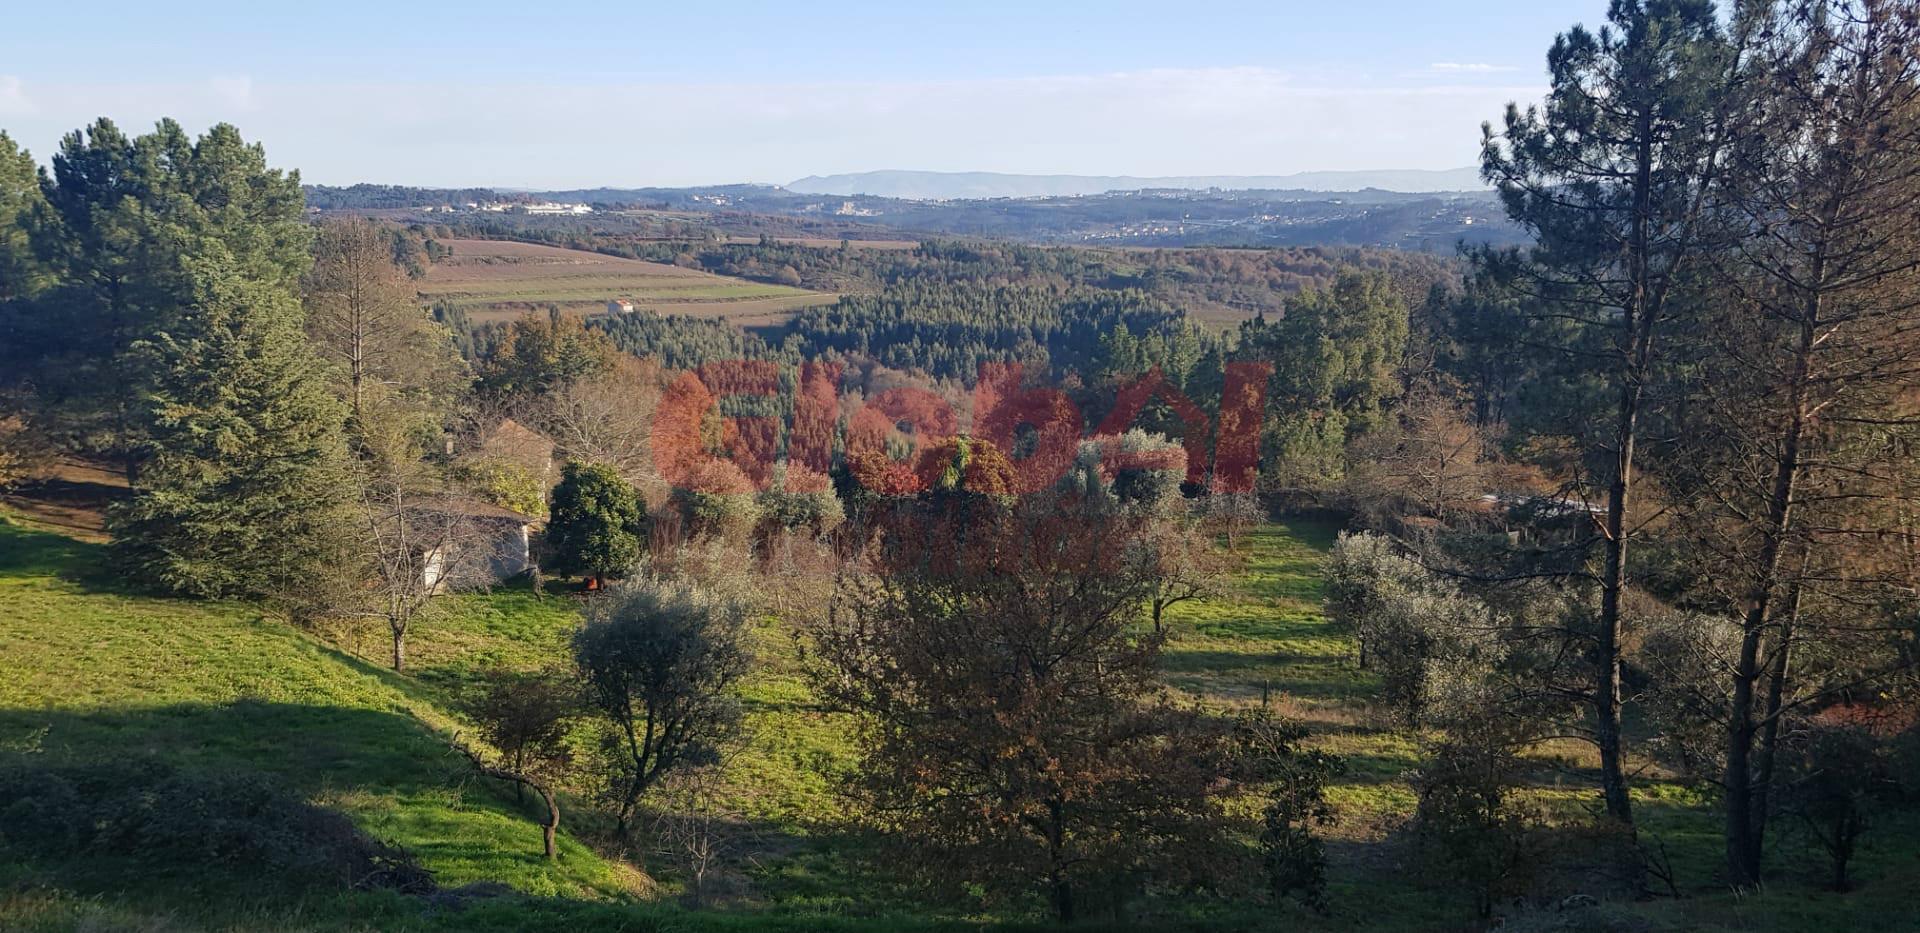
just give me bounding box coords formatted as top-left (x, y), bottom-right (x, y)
top-left (0, 0), bottom-right (1601, 188)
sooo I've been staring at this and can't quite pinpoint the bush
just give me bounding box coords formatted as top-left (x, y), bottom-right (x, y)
top-left (455, 457), bottom-right (549, 519)
top-left (1239, 713), bottom-right (1345, 913)
top-left (1781, 718), bottom-right (1898, 891)
top-left (1065, 430), bottom-right (1188, 511)
top-left (1324, 532), bottom-right (1502, 727)
top-left (755, 462), bottom-right (845, 539)
top-left (0, 409), bottom-right (51, 489)
top-left (672, 487), bottom-right (762, 542)
top-left (0, 759), bottom-right (430, 893)
top-left (1408, 721), bottom-right (1542, 918)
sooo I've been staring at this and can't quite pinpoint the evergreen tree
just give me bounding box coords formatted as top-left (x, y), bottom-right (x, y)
top-left (110, 254), bottom-right (350, 598)
top-left (545, 461), bottom-right (646, 587)
top-left (104, 123), bottom-right (346, 599)
top-left (1658, 0), bottom-right (1920, 886)
top-left (1237, 271), bottom-right (1408, 490)
top-left (0, 132), bottom-right (53, 405)
top-left (0, 132), bottom-right (50, 305)
top-left (29, 120), bottom-right (315, 480)
top-left (1480, 0), bottom-right (1738, 830)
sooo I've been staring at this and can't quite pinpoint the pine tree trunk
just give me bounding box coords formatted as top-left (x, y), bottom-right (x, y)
top-left (1751, 568), bottom-right (1803, 868)
top-left (1592, 119), bottom-right (1660, 832)
top-left (1726, 276), bottom-right (1818, 887)
top-left (1596, 375), bottom-right (1640, 829)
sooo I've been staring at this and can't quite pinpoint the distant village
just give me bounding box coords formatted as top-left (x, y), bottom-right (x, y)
top-left (421, 200), bottom-right (595, 216)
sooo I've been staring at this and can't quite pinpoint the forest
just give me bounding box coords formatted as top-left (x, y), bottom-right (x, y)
top-left (2, 1), bottom-right (1920, 931)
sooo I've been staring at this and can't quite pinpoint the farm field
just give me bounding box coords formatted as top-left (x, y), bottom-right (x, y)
top-left (417, 239), bottom-right (838, 326)
top-left (2, 510), bottom-right (1916, 932)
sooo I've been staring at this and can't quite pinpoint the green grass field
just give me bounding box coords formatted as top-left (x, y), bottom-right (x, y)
top-left (2, 512), bottom-right (1916, 932)
top-left (415, 239), bottom-right (836, 325)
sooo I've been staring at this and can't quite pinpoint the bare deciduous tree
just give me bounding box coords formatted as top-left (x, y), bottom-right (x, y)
top-left (531, 355), bottom-right (662, 485)
top-left (306, 218), bottom-right (462, 435)
top-left (649, 744), bottom-right (755, 907)
top-left (328, 465), bottom-right (494, 671)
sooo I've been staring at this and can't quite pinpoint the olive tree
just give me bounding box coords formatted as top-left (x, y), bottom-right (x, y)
top-left (572, 574), bottom-right (750, 831)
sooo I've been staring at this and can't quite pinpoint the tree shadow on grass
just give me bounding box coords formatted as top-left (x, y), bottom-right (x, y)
top-left (0, 701), bottom-right (929, 928)
top-left (0, 518), bottom-right (103, 582)
top-left (0, 700), bottom-right (463, 801)
top-left (0, 700), bottom-right (635, 908)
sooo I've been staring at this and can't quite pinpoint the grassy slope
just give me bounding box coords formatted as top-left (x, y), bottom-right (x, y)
top-left (4, 513), bottom-right (1917, 932)
top-left (0, 519), bottom-right (637, 927)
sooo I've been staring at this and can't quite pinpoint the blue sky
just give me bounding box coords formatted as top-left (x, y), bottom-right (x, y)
top-left (0, 1), bottom-right (1605, 188)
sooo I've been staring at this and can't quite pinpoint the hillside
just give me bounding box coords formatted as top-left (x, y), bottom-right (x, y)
top-left (0, 520), bottom-right (639, 916)
top-left (5, 509), bottom-right (1914, 932)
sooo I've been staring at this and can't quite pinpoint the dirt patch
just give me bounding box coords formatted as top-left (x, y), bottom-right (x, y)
top-left (0, 458), bottom-right (126, 541)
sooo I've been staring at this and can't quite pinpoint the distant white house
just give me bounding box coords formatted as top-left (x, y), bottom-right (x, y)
top-left (521, 202), bottom-right (594, 216)
top-left (608, 298), bottom-right (637, 315)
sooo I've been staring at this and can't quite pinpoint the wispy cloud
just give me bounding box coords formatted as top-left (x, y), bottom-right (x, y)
top-left (0, 76), bottom-right (34, 116)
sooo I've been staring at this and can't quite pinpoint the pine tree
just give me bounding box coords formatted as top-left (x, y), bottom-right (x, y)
top-left (1661, 0), bottom-right (1920, 886)
top-left (1480, 0), bottom-right (1739, 830)
top-left (0, 132), bottom-right (51, 305)
top-left (106, 123), bottom-right (348, 599)
top-left (110, 256), bottom-right (350, 598)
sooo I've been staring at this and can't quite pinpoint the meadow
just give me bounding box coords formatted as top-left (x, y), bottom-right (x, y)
top-left (2, 510), bottom-right (1916, 932)
top-left (416, 239), bottom-right (836, 327)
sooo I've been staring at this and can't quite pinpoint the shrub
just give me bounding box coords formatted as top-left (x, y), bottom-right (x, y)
top-left (672, 487), bottom-right (762, 542)
top-left (1781, 718), bottom-right (1898, 891)
top-left (545, 461), bottom-right (646, 586)
top-left (0, 410), bottom-right (51, 489)
top-left (0, 759), bottom-right (430, 893)
top-left (1408, 720), bottom-right (1541, 918)
top-left (1324, 532), bottom-right (1502, 727)
top-left (465, 669), bottom-right (581, 858)
top-left (455, 457), bottom-right (548, 519)
top-left (1240, 713), bottom-right (1345, 913)
top-left (755, 462), bottom-right (845, 539)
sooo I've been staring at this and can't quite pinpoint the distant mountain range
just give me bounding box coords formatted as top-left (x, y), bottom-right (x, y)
top-left (786, 168), bottom-right (1487, 200)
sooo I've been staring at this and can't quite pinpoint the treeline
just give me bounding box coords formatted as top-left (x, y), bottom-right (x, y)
top-left (440, 214), bottom-right (1457, 314)
top-left (304, 183), bottom-right (519, 210)
top-left (783, 284), bottom-right (1193, 382)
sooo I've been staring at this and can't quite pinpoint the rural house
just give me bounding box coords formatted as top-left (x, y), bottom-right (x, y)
top-left (415, 497), bottom-right (538, 592)
top-left (474, 418), bottom-right (557, 485)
